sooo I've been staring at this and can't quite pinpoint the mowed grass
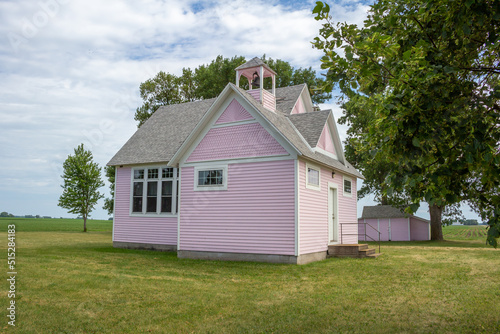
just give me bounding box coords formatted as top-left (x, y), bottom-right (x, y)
top-left (1, 219), bottom-right (499, 333)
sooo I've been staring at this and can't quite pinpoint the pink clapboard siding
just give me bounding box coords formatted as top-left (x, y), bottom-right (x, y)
top-left (290, 97), bottom-right (306, 114)
top-left (410, 217), bottom-right (430, 240)
top-left (317, 125), bottom-right (336, 156)
top-left (215, 99), bottom-right (254, 124)
top-left (113, 167), bottom-right (177, 245)
top-left (299, 160), bottom-right (358, 255)
top-left (359, 217), bottom-right (429, 241)
top-left (186, 122), bottom-right (288, 162)
top-left (247, 89), bottom-right (276, 111)
top-left (390, 218), bottom-right (410, 241)
top-left (179, 160), bottom-right (296, 255)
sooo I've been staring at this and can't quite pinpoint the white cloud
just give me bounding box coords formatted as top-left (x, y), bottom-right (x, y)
top-left (4, 0), bottom-right (479, 223)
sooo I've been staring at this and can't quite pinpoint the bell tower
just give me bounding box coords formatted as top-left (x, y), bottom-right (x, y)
top-left (235, 57), bottom-right (276, 112)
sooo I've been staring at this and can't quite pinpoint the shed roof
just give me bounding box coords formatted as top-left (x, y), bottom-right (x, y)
top-left (361, 205), bottom-right (430, 222)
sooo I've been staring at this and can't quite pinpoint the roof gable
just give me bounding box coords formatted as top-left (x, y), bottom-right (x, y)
top-left (317, 124), bottom-right (337, 157)
top-left (215, 98), bottom-right (254, 124)
top-left (168, 83), bottom-right (299, 166)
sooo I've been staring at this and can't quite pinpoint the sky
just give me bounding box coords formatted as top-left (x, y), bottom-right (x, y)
top-left (0, 0), bottom-right (481, 222)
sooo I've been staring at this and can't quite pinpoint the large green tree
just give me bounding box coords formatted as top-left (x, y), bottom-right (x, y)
top-left (313, 0), bottom-right (500, 244)
top-left (58, 144), bottom-right (104, 232)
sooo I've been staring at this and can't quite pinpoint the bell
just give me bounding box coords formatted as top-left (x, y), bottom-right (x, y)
top-left (251, 71), bottom-right (260, 88)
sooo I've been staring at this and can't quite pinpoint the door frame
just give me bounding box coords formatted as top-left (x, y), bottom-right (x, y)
top-left (328, 182), bottom-right (339, 245)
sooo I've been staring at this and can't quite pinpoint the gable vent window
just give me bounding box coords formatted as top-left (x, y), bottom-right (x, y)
top-left (343, 176), bottom-right (353, 197)
top-left (131, 167), bottom-right (178, 215)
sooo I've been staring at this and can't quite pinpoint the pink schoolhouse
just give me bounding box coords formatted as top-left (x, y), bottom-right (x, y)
top-left (108, 57), bottom-right (363, 264)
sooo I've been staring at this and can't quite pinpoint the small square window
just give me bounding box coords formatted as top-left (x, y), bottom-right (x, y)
top-left (134, 169), bottom-right (144, 180)
top-left (148, 168), bottom-right (159, 179)
top-left (198, 169), bottom-right (223, 186)
top-left (194, 166), bottom-right (227, 191)
top-left (308, 168), bottom-right (319, 186)
top-left (306, 163), bottom-right (321, 190)
top-left (162, 168), bottom-right (173, 178)
top-left (343, 176), bottom-right (353, 197)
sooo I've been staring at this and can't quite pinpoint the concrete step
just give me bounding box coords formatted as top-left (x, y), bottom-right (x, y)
top-left (359, 248), bottom-right (375, 256)
top-left (327, 244), bottom-right (381, 259)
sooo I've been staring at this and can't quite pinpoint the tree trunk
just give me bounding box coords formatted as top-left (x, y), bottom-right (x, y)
top-left (429, 204), bottom-right (443, 241)
top-left (83, 215), bottom-right (87, 232)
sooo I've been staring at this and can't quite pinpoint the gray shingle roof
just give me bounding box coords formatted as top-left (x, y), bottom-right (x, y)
top-left (232, 84), bottom-right (363, 178)
top-left (108, 83), bottom-right (363, 179)
top-left (361, 205), bottom-right (429, 222)
top-left (289, 110), bottom-right (330, 147)
top-left (107, 98), bottom-right (215, 166)
top-left (275, 84), bottom-right (305, 115)
top-left (235, 57), bottom-right (276, 75)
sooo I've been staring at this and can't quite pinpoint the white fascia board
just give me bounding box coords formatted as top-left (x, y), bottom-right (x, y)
top-left (326, 112), bottom-right (345, 164)
top-left (300, 84), bottom-right (314, 113)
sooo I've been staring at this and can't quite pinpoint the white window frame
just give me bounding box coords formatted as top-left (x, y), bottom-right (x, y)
top-left (343, 176), bottom-right (353, 197)
top-left (130, 166), bottom-right (179, 216)
top-left (305, 162), bottom-right (321, 191)
top-left (194, 165), bottom-right (228, 191)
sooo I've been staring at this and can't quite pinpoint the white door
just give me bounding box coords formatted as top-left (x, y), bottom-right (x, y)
top-left (328, 186), bottom-right (338, 244)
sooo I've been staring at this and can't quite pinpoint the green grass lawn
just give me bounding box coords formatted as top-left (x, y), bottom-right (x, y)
top-left (1, 219), bottom-right (499, 333)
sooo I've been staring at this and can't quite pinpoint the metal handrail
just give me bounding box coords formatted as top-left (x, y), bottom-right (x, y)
top-left (339, 222), bottom-right (381, 253)
top-left (362, 222), bottom-right (381, 254)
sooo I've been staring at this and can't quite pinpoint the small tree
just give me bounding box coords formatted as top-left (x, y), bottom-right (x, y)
top-left (58, 144), bottom-right (104, 232)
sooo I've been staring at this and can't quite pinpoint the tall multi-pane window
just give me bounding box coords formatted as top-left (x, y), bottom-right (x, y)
top-left (131, 167), bottom-right (178, 214)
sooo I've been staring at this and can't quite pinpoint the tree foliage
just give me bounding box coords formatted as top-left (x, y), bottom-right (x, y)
top-left (103, 165), bottom-right (115, 216)
top-left (313, 0), bottom-right (500, 244)
top-left (58, 144), bottom-right (104, 232)
top-left (133, 55), bottom-right (332, 126)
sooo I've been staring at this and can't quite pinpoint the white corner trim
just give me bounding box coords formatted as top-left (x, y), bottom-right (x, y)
top-left (295, 159), bottom-right (300, 256)
top-left (305, 162), bottom-right (321, 191)
top-left (177, 168), bottom-right (181, 250)
top-left (112, 166), bottom-right (117, 242)
top-left (408, 217), bottom-right (411, 241)
top-left (194, 165), bottom-right (228, 191)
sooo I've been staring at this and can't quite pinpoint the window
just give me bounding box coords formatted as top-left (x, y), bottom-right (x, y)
top-left (131, 167), bottom-right (178, 215)
top-left (343, 176), bottom-right (352, 197)
top-left (194, 166), bottom-right (227, 191)
top-left (306, 163), bottom-right (321, 190)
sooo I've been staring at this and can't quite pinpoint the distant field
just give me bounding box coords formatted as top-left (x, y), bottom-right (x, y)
top-left (0, 218), bottom-right (112, 232)
top-left (0, 219), bottom-right (498, 333)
